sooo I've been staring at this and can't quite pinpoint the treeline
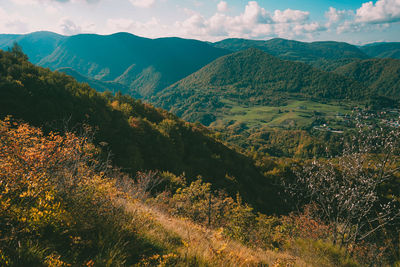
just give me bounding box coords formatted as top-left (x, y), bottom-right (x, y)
top-left (216, 127), bottom-right (344, 158)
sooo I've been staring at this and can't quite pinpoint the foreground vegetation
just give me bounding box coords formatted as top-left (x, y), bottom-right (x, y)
top-left (2, 118), bottom-right (399, 266)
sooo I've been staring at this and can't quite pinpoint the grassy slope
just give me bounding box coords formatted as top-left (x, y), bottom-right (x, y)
top-left (211, 100), bottom-right (351, 129)
top-left (124, 201), bottom-right (305, 266)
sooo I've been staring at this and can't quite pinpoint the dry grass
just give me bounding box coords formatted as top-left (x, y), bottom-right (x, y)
top-left (121, 200), bottom-right (307, 266)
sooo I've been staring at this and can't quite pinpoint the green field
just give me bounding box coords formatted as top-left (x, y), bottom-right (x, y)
top-left (211, 99), bottom-right (352, 129)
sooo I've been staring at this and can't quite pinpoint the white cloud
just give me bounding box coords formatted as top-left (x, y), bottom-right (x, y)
top-left (242, 1), bottom-right (270, 24)
top-left (129, 0), bottom-right (155, 8)
top-left (105, 17), bottom-right (171, 38)
top-left (336, 20), bottom-right (362, 34)
top-left (293, 22), bottom-right (326, 35)
top-left (273, 9), bottom-right (309, 23)
top-left (0, 7), bottom-right (30, 33)
top-left (356, 0), bottom-right (400, 23)
top-left (59, 18), bottom-right (82, 35)
top-left (11, 0), bottom-right (98, 4)
top-left (11, 0), bottom-right (39, 5)
top-left (217, 1), bottom-right (228, 13)
top-left (321, 1), bottom-right (398, 35)
top-left (173, 1), bottom-right (325, 40)
top-left (325, 7), bottom-right (353, 25)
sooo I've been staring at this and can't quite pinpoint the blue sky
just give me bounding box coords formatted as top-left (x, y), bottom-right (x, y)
top-left (0, 0), bottom-right (399, 44)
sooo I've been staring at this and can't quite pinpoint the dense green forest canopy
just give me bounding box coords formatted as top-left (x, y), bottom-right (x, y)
top-left (360, 42), bottom-right (400, 59)
top-left (213, 38), bottom-right (369, 62)
top-left (334, 58), bottom-right (400, 98)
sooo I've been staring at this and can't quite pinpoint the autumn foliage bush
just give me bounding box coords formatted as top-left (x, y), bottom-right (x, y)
top-left (0, 118), bottom-right (144, 266)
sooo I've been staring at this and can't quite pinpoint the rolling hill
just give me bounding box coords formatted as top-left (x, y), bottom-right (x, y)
top-left (0, 31), bottom-right (65, 63)
top-left (360, 42), bottom-right (400, 59)
top-left (334, 58), bottom-right (400, 98)
top-left (57, 67), bottom-right (141, 98)
top-left (38, 33), bottom-right (230, 97)
top-left (212, 38), bottom-right (369, 70)
top-left (0, 31), bottom-right (230, 98)
top-left (152, 48), bottom-right (364, 125)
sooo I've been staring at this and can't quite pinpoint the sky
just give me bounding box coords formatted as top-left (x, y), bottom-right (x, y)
top-left (0, 0), bottom-right (399, 44)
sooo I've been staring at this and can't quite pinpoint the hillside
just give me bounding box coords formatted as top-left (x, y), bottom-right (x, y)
top-left (152, 48), bottom-right (363, 125)
top-left (57, 67), bottom-right (141, 98)
top-left (2, 118), bottom-right (362, 266)
top-left (334, 58), bottom-right (400, 98)
top-left (0, 47), bottom-right (283, 213)
top-left (360, 42), bottom-right (400, 59)
top-left (0, 31), bottom-right (65, 63)
top-left (213, 38), bottom-right (368, 70)
top-left (38, 33), bottom-right (230, 97)
top-left (0, 32), bottom-right (229, 98)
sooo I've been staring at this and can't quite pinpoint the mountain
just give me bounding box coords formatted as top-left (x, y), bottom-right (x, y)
top-left (360, 42), bottom-right (400, 59)
top-left (334, 58), bottom-right (400, 98)
top-left (0, 31), bottom-right (65, 63)
top-left (0, 32), bottom-right (230, 98)
top-left (57, 67), bottom-right (141, 98)
top-left (212, 38), bottom-right (369, 69)
top-left (152, 48), bottom-right (363, 125)
top-left (0, 48), bottom-right (281, 213)
top-left (38, 33), bottom-right (230, 97)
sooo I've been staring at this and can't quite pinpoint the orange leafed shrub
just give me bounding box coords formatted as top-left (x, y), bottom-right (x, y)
top-left (0, 118), bottom-right (128, 266)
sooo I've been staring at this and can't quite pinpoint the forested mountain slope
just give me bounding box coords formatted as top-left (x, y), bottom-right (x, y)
top-left (0, 32), bottom-right (230, 98)
top-left (360, 42), bottom-right (400, 59)
top-left (0, 47), bottom-right (282, 212)
top-left (334, 58), bottom-right (400, 98)
top-left (212, 38), bottom-right (369, 70)
top-left (0, 31), bottom-right (65, 63)
top-left (152, 48), bottom-right (364, 125)
top-left (57, 67), bottom-right (141, 98)
top-left (38, 33), bottom-right (230, 97)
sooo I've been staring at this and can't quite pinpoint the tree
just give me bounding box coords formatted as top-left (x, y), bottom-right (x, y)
top-left (9, 42), bottom-right (28, 60)
top-left (287, 113), bottom-right (400, 250)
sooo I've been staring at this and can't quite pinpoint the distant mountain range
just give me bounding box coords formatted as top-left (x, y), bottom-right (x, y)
top-left (0, 31), bottom-right (230, 98)
top-left (0, 31), bottom-right (65, 63)
top-left (360, 42), bottom-right (400, 59)
top-left (212, 38), bottom-right (369, 62)
top-left (1, 31), bottom-right (399, 101)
